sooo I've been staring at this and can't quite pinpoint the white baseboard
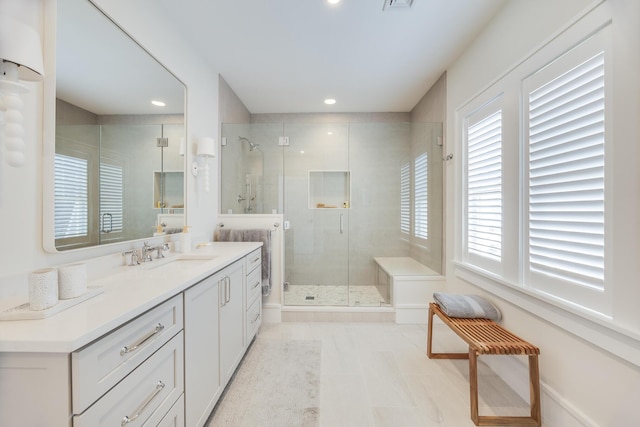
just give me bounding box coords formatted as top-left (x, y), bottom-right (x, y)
top-left (395, 303), bottom-right (428, 324)
top-left (483, 356), bottom-right (597, 427)
top-left (262, 303), bottom-right (282, 323)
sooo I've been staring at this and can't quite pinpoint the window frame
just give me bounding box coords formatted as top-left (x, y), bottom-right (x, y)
top-left (454, 3), bottom-right (640, 367)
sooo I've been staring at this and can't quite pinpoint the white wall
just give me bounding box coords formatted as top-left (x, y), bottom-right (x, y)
top-left (0, 0), bottom-right (219, 298)
top-left (445, 1), bottom-right (640, 425)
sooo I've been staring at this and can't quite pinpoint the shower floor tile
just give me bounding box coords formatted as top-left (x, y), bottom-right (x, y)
top-left (284, 284), bottom-right (391, 307)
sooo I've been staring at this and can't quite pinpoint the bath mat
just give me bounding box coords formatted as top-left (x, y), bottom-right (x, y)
top-left (206, 339), bottom-right (322, 427)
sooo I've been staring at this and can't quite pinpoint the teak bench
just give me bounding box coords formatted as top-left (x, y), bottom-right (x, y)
top-left (427, 302), bottom-right (541, 426)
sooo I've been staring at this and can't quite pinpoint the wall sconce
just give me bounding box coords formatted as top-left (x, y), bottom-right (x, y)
top-left (0, 9), bottom-right (45, 168)
top-left (191, 137), bottom-right (216, 192)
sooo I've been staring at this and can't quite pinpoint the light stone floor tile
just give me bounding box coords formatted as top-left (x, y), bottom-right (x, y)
top-left (284, 284), bottom-right (391, 307)
top-left (230, 322), bottom-right (531, 427)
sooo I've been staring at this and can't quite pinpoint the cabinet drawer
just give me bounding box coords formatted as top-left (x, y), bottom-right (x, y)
top-left (246, 266), bottom-right (262, 307)
top-left (246, 297), bottom-right (261, 342)
top-left (73, 331), bottom-right (184, 427)
top-left (72, 294), bottom-right (183, 414)
top-left (245, 248), bottom-right (262, 274)
top-left (148, 393), bottom-right (184, 427)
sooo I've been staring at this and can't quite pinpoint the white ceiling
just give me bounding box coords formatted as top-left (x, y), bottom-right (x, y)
top-left (56, 0), bottom-right (507, 116)
top-left (157, 0), bottom-right (508, 114)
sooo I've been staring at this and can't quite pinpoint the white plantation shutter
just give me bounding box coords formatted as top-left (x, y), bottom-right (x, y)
top-left (527, 51), bottom-right (605, 289)
top-left (54, 154), bottom-right (88, 239)
top-left (466, 110), bottom-right (502, 262)
top-left (400, 162), bottom-right (410, 234)
top-left (100, 163), bottom-right (124, 233)
top-left (414, 152), bottom-right (428, 239)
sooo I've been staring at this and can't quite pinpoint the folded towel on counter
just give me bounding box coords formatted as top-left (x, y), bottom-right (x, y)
top-left (433, 292), bottom-right (502, 321)
top-left (214, 228), bottom-right (272, 297)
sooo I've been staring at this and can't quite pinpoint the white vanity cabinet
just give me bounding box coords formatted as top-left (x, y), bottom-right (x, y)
top-left (72, 295), bottom-right (184, 426)
top-left (0, 242), bottom-right (262, 427)
top-left (72, 295), bottom-right (184, 414)
top-left (245, 248), bottom-right (263, 342)
top-left (183, 272), bottom-right (221, 427)
top-left (218, 259), bottom-right (246, 384)
top-left (73, 331), bottom-right (184, 427)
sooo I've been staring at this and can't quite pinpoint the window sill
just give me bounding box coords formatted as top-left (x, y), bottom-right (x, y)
top-left (454, 261), bottom-right (640, 368)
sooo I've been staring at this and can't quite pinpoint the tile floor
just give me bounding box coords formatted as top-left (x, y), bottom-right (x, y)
top-left (219, 321), bottom-right (532, 427)
top-left (283, 285), bottom-right (392, 307)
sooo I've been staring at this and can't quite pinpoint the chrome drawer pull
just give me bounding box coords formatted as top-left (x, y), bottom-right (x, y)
top-left (252, 256), bottom-right (260, 263)
top-left (252, 280), bottom-right (261, 289)
top-left (121, 381), bottom-right (165, 425)
top-left (252, 312), bottom-right (260, 324)
top-left (120, 323), bottom-right (164, 356)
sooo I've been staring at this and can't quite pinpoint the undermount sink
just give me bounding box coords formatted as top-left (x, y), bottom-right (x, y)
top-left (145, 254), bottom-right (217, 272)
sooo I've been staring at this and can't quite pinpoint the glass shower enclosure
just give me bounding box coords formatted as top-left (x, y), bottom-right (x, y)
top-left (221, 121), bottom-right (443, 307)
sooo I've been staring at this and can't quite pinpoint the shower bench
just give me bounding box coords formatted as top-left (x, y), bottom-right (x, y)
top-left (373, 257), bottom-right (443, 323)
top-left (427, 302), bottom-right (541, 426)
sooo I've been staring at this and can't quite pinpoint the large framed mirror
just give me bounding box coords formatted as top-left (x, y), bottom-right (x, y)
top-left (43, 0), bottom-right (186, 252)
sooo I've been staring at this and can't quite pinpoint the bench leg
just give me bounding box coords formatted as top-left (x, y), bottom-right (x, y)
top-left (529, 355), bottom-right (542, 426)
top-left (469, 348), bottom-right (480, 425)
top-left (427, 304), bottom-right (470, 360)
top-left (471, 353), bottom-right (542, 427)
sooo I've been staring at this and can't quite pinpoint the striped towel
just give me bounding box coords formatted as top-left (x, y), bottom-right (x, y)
top-left (433, 292), bottom-right (502, 321)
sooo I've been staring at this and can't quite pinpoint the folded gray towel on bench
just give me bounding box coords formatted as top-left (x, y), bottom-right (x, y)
top-left (433, 292), bottom-right (502, 321)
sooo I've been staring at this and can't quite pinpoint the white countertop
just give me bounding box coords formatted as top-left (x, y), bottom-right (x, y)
top-left (0, 242), bottom-right (261, 353)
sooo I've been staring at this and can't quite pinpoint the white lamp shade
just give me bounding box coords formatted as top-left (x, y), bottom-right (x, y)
top-left (197, 137), bottom-right (216, 157)
top-left (0, 16), bottom-right (44, 80)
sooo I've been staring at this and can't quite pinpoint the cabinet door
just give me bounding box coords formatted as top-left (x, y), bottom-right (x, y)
top-left (219, 260), bottom-right (245, 384)
top-left (184, 275), bottom-right (220, 427)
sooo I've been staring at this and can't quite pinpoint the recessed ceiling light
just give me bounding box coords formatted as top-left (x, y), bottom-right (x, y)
top-left (151, 100), bottom-right (166, 107)
top-left (328, 0), bottom-right (340, 4)
top-left (324, 98), bottom-right (336, 105)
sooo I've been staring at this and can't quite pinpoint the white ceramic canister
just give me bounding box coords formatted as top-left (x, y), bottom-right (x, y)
top-left (58, 263), bottom-right (88, 299)
top-left (29, 268), bottom-right (59, 310)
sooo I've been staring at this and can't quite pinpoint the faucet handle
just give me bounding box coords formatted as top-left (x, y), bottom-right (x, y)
top-left (122, 249), bottom-right (140, 266)
top-left (156, 243), bottom-right (170, 259)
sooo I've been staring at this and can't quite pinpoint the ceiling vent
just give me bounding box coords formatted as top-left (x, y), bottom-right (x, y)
top-left (382, 0), bottom-right (414, 10)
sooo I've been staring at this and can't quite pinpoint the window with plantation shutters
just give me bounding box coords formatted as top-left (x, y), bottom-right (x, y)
top-left (400, 162), bottom-right (410, 235)
top-left (54, 154), bottom-right (89, 239)
top-left (414, 152), bottom-right (428, 240)
top-left (465, 108), bottom-right (502, 263)
top-left (99, 162), bottom-right (124, 233)
top-left (526, 50), bottom-right (605, 291)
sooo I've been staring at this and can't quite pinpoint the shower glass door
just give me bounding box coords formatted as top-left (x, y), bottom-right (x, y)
top-left (283, 123), bottom-right (350, 306)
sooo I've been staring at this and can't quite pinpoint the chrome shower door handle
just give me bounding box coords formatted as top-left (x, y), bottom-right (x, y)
top-left (340, 213), bottom-right (344, 234)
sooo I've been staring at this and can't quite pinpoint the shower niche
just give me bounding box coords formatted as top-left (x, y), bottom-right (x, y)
top-left (309, 171), bottom-right (350, 209)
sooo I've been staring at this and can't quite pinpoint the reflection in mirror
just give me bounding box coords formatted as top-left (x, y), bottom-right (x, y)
top-left (46, 0), bottom-right (185, 252)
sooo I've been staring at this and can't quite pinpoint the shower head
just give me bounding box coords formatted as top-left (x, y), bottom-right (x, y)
top-left (239, 137), bottom-right (261, 152)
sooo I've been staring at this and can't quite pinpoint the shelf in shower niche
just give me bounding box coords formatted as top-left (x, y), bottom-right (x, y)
top-left (0, 287), bottom-right (105, 321)
top-left (309, 170), bottom-right (350, 209)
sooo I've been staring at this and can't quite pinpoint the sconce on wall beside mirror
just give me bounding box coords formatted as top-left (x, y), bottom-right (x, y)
top-left (0, 6), bottom-right (44, 168)
top-left (191, 137), bottom-right (216, 192)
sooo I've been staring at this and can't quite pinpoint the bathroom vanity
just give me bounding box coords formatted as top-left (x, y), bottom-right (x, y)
top-left (0, 242), bottom-right (262, 427)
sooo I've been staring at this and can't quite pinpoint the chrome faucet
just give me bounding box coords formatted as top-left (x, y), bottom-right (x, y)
top-left (142, 241), bottom-right (170, 261)
top-left (123, 242), bottom-right (170, 266)
top-left (141, 242), bottom-right (154, 262)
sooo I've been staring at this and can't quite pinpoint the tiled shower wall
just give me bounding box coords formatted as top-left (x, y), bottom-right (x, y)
top-left (221, 113), bottom-right (443, 296)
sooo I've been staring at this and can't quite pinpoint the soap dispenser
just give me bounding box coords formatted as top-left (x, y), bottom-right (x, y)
top-left (180, 226), bottom-right (192, 253)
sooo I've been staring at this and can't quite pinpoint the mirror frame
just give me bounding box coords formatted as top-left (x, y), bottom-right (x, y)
top-left (42, 0), bottom-right (187, 253)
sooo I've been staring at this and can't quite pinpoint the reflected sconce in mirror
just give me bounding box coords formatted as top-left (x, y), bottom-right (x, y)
top-left (191, 137), bottom-right (216, 192)
top-left (0, 5), bottom-right (44, 167)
